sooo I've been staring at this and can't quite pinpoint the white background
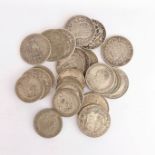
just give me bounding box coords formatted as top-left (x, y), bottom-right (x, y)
top-left (0, 0), bottom-right (155, 155)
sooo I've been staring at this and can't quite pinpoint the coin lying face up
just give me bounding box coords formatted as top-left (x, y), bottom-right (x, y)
top-left (77, 104), bottom-right (110, 137)
top-left (34, 108), bottom-right (62, 138)
top-left (101, 36), bottom-right (133, 66)
top-left (42, 29), bottom-right (76, 61)
top-left (65, 15), bottom-right (95, 47)
top-left (20, 34), bottom-right (51, 65)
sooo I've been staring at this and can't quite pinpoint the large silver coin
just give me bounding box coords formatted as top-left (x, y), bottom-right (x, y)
top-left (85, 63), bottom-right (117, 94)
top-left (101, 36), bottom-right (133, 66)
top-left (15, 75), bottom-right (43, 103)
top-left (42, 29), bottom-right (76, 61)
top-left (20, 34), bottom-right (51, 65)
top-left (82, 92), bottom-right (109, 112)
top-left (83, 19), bottom-right (106, 49)
top-left (77, 104), bottom-right (110, 137)
top-left (56, 48), bottom-right (86, 74)
top-left (105, 68), bottom-right (129, 99)
top-left (53, 88), bottom-right (81, 117)
top-left (65, 15), bottom-right (95, 47)
top-left (58, 68), bottom-right (85, 88)
top-left (23, 67), bottom-right (53, 98)
top-left (34, 108), bottom-right (62, 138)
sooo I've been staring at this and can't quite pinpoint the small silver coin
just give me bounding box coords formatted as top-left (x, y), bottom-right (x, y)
top-left (34, 108), bottom-right (62, 138)
top-left (20, 34), bottom-right (51, 65)
top-left (15, 75), bottom-right (43, 103)
top-left (77, 104), bottom-right (110, 137)
top-left (53, 88), bottom-right (81, 117)
top-left (105, 68), bottom-right (129, 99)
top-left (56, 48), bottom-right (86, 74)
top-left (101, 36), bottom-right (133, 66)
top-left (83, 19), bottom-right (106, 49)
top-left (58, 68), bottom-right (85, 88)
top-left (42, 29), bottom-right (76, 61)
top-left (82, 92), bottom-right (109, 112)
top-left (65, 15), bottom-right (95, 47)
top-left (85, 63), bottom-right (117, 94)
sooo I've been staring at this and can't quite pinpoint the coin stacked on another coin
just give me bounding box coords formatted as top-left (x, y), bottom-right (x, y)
top-left (15, 15), bottom-right (133, 139)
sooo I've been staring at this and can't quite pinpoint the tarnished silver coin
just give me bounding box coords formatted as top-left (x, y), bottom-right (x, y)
top-left (56, 80), bottom-right (83, 102)
top-left (42, 29), bottom-right (76, 61)
top-left (34, 108), bottom-right (62, 138)
top-left (56, 48), bottom-right (86, 74)
top-left (105, 68), bottom-right (129, 99)
top-left (53, 88), bottom-right (81, 117)
top-left (83, 19), bottom-right (106, 49)
top-left (23, 67), bottom-right (53, 98)
top-left (20, 34), bottom-right (51, 65)
top-left (77, 104), bottom-right (110, 137)
top-left (58, 68), bottom-right (85, 88)
top-left (82, 92), bottom-right (109, 112)
top-left (85, 63), bottom-right (117, 94)
top-left (15, 75), bottom-right (43, 103)
top-left (101, 36), bottom-right (133, 66)
top-left (65, 15), bottom-right (95, 47)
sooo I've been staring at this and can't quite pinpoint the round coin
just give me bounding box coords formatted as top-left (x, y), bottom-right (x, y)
top-left (83, 19), bottom-right (106, 49)
top-left (53, 88), bottom-right (81, 117)
top-left (82, 92), bottom-right (109, 112)
top-left (105, 68), bottom-right (129, 99)
top-left (85, 63), bottom-right (117, 94)
top-left (65, 15), bottom-right (95, 47)
top-left (23, 67), bottom-right (53, 98)
top-left (15, 75), bottom-right (43, 103)
top-left (77, 104), bottom-right (110, 137)
top-left (42, 29), bottom-right (76, 61)
top-left (58, 68), bottom-right (85, 88)
top-left (56, 48), bottom-right (86, 74)
top-left (34, 108), bottom-right (62, 138)
top-left (20, 34), bottom-right (51, 65)
top-left (101, 36), bottom-right (133, 66)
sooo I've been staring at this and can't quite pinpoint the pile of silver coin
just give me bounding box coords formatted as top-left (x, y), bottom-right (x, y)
top-left (15, 15), bottom-right (133, 138)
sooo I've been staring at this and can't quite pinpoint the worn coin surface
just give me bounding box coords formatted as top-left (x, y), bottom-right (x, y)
top-left (85, 63), bottom-right (116, 94)
top-left (82, 92), bottom-right (109, 112)
top-left (65, 15), bottom-right (95, 47)
top-left (101, 36), bottom-right (133, 66)
top-left (23, 67), bottom-right (53, 98)
top-left (83, 19), bottom-right (106, 49)
top-left (42, 29), bottom-right (75, 61)
top-left (34, 108), bottom-right (62, 138)
top-left (77, 104), bottom-right (110, 137)
top-left (58, 68), bottom-right (85, 88)
top-left (53, 88), bottom-right (81, 117)
top-left (20, 34), bottom-right (51, 65)
top-left (105, 68), bottom-right (129, 99)
top-left (15, 75), bottom-right (43, 103)
top-left (56, 48), bottom-right (86, 73)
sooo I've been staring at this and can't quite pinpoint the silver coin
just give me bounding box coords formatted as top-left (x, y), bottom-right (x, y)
top-left (65, 15), bottom-right (95, 47)
top-left (34, 108), bottom-right (62, 138)
top-left (101, 36), bottom-right (133, 66)
top-left (105, 68), bottom-right (129, 99)
top-left (83, 19), bottom-right (106, 49)
top-left (15, 75), bottom-right (43, 103)
top-left (20, 34), bottom-right (51, 65)
top-left (23, 67), bottom-right (53, 98)
top-left (42, 29), bottom-right (76, 61)
top-left (53, 88), bottom-right (81, 117)
top-left (77, 104), bottom-right (110, 137)
top-left (56, 80), bottom-right (83, 102)
top-left (85, 63), bottom-right (117, 94)
top-left (56, 48), bottom-right (86, 74)
top-left (58, 68), bottom-right (85, 88)
top-left (82, 92), bottom-right (109, 112)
